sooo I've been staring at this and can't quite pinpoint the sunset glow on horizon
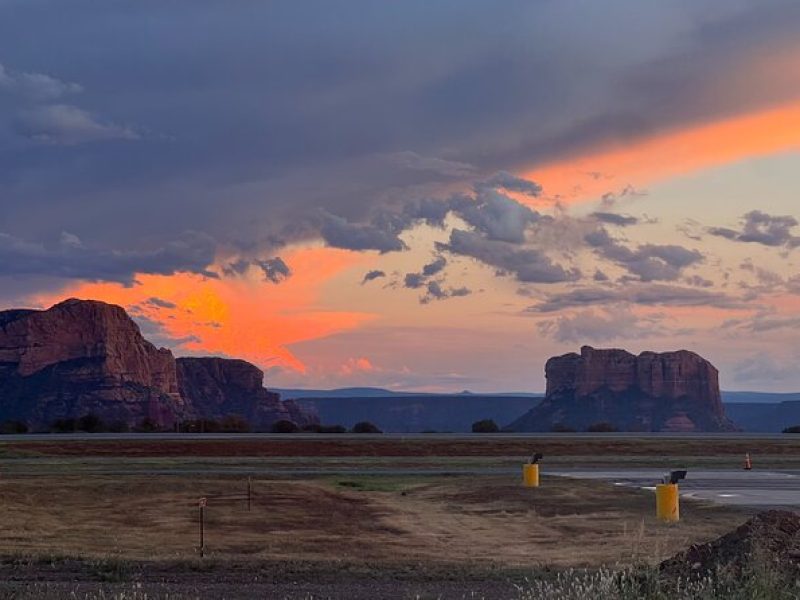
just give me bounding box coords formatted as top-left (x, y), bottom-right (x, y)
top-left (3, 1), bottom-right (800, 392)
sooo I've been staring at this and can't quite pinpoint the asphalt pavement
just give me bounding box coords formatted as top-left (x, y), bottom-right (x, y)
top-left (553, 468), bottom-right (800, 508)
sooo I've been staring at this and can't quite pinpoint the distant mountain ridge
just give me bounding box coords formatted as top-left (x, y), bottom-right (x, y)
top-left (297, 394), bottom-right (540, 433)
top-left (279, 387), bottom-right (800, 402)
top-left (280, 386), bottom-right (800, 433)
top-left (721, 391), bottom-right (800, 404)
top-left (276, 387), bottom-right (543, 399)
top-left (725, 402), bottom-right (800, 432)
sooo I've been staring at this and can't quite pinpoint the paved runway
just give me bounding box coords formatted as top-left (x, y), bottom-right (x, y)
top-left (553, 468), bottom-right (800, 508)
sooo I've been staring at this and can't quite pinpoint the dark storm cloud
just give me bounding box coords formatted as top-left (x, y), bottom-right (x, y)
top-left (591, 212), bottom-right (639, 227)
top-left (438, 229), bottom-right (580, 284)
top-left (0, 230), bottom-right (217, 285)
top-left (708, 211), bottom-right (800, 248)
top-left (403, 255), bottom-right (447, 290)
top-left (403, 272), bottom-right (426, 289)
top-left (144, 297), bottom-right (177, 309)
top-left (319, 212), bottom-right (407, 253)
top-left (316, 173), bottom-right (544, 261)
top-left (425, 281), bottom-right (447, 301)
top-left (255, 257), bottom-right (291, 283)
top-left (585, 228), bottom-right (704, 281)
top-left (419, 281), bottom-right (472, 304)
top-left (361, 269), bottom-right (386, 284)
top-left (1, 0), bottom-right (798, 269)
top-left (451, 187), bottom-right (542, 244)
top-left (370, 176), bottom-right (545, 246)
top-left (479, 171), bottom-right (542, 197)
top-left (421, 256), bottom-right (447, 277)
top-left (531, 283), bottom-right (743, 313)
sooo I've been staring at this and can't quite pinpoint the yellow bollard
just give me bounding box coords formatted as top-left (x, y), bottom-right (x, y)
top-left (656, 483), bottom-right (679, 522)
top-left (523, 463), bottom-right (540, 487)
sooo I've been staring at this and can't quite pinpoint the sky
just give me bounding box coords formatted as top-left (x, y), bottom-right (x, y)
top-left (1, 1), bottom-right (799, 392)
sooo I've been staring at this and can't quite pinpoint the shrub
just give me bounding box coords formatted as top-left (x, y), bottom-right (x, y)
top-left (135, 417), bottom-right (160, 433)
top-left (180, 419), bottom-right (221, 433)
top-left (0, 420), bottom-right (29, 434)
top-left (782, 425), bottom-right (800, 433)
top-left (77, 413), bottom-right (104, 433)
top-left (219, 415), bottom-right (250, 433)
top-left (551, 423), bottom-right (577, 433)
top-left (471, 419), bottom-right (499, 433)
top-left (302, 423), bottom-right (347, 433)
top-left (107, 420), bottom-right (130, 433)
top-left (352, 421), bottom-right (382, 434)
top-left (586, 421), bottom-right (618, 433)
top-left (323, 425), bottom-right (347, 433)
top-left (272, 419), bottom-right (299, 433)
top-left (51, 418), bottom-right (77, 433)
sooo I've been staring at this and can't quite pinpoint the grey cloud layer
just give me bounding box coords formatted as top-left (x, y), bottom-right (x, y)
top-left (708, 211), bottom-right (800, 248)
top-left (585, 228), bottom-right (704, 281)
top-left (0, 231), bottom-right (217, 284)
top-left (0, 62), bottom-right (136, 145)
top-left (438, 229), bottom-right (579, 284)
top-left (531, 283), bottom-right (743, 313)
top-left (1, 1), bottom-right (798, 268)
top-left (537, 307), bottom-right (661, 343)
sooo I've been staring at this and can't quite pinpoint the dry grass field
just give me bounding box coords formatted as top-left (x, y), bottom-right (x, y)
top-left (0, 436), bottom-right (785, 598)
top-left (0, 474), bottom-right (749, 565)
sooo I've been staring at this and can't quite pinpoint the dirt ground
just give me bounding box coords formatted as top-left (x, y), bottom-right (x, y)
top-left (0, 474), bottom-right (749, 565)
top-left (0, 472), bottom-right (755, 598)
top-left (0, 437), bottom-right (777, 598)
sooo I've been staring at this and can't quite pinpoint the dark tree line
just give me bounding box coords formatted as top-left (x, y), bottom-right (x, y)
top-left (0, 414), bottom-right (384, 434)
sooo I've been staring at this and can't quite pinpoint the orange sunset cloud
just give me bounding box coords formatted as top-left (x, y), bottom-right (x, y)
top-left (527, 101), bottom-right (800, 202)
top-left (32, 247), bottom-right (376, 372)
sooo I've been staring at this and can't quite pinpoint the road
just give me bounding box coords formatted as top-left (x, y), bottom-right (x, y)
top-left (553, 468), bottom-right (800, 508)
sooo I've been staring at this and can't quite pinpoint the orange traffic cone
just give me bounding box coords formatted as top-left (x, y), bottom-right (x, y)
top-left (744, 452), bottom-right (752, 470)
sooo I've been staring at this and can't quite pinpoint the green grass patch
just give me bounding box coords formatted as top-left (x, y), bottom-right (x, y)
top-left (330, 475), bottom-right (428, 493)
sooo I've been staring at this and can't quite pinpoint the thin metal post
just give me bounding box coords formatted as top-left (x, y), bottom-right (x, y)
top-left (199, 497), bottom-right (207, 557)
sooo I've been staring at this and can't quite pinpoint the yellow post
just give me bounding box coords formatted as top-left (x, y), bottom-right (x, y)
top-left (656, 483), bottom-right (679, 522)
top-left (523, 463), bottom-right (539, 487)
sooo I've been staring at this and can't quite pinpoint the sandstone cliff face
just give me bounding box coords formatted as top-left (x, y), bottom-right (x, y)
top-left (0, 299), bottom-right (185, 428)
top-left (176, 357), bottom-right (316, 429)
top-left (0, 299), bottom-right (315, 430)
top-left (508, 346), bottom-right (736, 432)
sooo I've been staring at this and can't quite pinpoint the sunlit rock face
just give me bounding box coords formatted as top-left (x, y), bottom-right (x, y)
top-left (176, 357), bottom-right (317, 430)
top-left (0, 299), bottom-right (185, 428)
top-left (0, 299), bottom-right (314, 430)
top-left (508, 346), bottom-right (736, 432)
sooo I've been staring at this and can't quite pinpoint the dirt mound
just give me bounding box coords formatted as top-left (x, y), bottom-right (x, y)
top-left (660, 510), bottom-right (800, 578)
